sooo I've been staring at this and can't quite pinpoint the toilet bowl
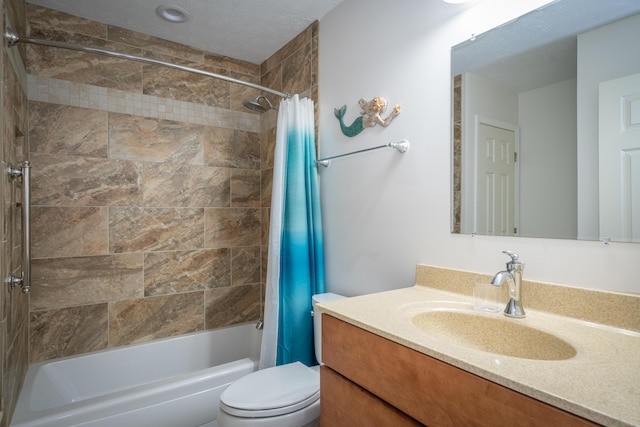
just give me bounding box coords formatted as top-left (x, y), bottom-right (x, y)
top-left (218, 293), bottom-right (345, 427)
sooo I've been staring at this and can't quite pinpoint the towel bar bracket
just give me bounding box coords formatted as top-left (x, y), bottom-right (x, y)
top-left (6, 274), bottom-right (25, 293)
top-left (7, 163), bottom-right (24, 180)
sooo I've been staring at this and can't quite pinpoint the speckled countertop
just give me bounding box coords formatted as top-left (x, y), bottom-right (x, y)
top-left (317, 265), bottom-right (640, 427)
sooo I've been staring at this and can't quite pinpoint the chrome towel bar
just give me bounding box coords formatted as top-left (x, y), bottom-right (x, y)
top-left (316, 139), bottom-right (409, 167)
top-left (7, 160), bottom-right (31, 293)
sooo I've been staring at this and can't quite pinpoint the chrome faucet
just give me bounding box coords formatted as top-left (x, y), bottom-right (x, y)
top-left (491, 251), bottom-right (525, 318)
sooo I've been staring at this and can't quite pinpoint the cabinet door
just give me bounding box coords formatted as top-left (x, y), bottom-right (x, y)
top-left (321, 366), bottom-right (423, 426)
top-left (322, 315), bottom-right (599, 427)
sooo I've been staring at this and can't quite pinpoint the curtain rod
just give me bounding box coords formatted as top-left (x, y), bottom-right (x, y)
top-left (4, 28), bottom-right (292, 99)
top-left (315, 140), bottom-right (409, 167)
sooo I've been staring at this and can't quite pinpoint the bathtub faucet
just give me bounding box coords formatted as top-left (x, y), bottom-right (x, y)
top-left (491, 250), bottom-right (525, 318)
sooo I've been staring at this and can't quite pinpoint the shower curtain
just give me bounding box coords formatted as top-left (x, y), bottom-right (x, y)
top-left (260, 95), bottom-right (325, 369)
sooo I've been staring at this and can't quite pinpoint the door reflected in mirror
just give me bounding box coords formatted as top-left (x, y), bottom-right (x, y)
top-left (451, 0), bottom-right (640, 242)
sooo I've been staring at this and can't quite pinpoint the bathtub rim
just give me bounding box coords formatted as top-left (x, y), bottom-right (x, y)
top-left (12, 322), bottom-right (262, 427)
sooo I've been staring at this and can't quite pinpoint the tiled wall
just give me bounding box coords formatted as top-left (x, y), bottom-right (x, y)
top-left (1, 0), bottom-right (29, 424)
top-left (25, 4), bottom-right (318, 362)
top-left (452, 75), bottom-right (461, 234)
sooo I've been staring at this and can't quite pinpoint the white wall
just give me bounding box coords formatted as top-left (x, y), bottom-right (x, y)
top-left (318, 0), bottom-right (640, 296)
top-left (518, 78), bottom-right (577, 239)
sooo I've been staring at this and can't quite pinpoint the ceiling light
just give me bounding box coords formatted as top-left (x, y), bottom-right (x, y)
top-left (156, 5), bottom-right (190, 23)
top-left (442, 0), bottom-right (472, 3)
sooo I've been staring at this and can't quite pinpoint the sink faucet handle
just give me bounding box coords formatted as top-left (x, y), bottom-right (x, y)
top-left (501, 250), bottom-right (524, 270)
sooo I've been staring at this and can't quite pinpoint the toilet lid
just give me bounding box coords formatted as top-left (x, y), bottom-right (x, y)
top-left (220, 362), bottom-right (320, 418)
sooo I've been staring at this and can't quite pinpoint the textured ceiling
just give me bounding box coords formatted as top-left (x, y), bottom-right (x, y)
top-left (26, 0), bottom-right (346, 64)
top-left (453, 0), bottom-right (640, 93)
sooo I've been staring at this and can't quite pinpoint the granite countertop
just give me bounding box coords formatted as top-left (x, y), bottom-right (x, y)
top-left (317, 268), bottom-right (640, 427)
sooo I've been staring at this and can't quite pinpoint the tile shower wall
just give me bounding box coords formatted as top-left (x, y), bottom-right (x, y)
top-left (1, 0), bottom-right (29, 424)
top-left (26, 5), bottom-right (318, 362)
top-left (452, 75), bottom-right (461, 234)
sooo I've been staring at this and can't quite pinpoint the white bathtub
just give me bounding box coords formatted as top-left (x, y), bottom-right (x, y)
top-left (11, 323), bottom-right (262, 427)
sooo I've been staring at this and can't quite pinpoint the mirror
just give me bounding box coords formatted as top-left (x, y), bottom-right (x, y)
top-left (451, 0), bottom-right (640, 242)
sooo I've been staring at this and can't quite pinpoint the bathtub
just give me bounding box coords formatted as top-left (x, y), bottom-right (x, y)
top-left (11, 323), bottom-right (262, 427)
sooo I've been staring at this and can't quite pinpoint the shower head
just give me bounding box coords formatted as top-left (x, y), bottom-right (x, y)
top-left (243, 95), bottom-right (274, 113)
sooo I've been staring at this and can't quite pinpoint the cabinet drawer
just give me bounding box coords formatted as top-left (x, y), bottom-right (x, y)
top-left (321, 366), bottom-right (422, 426)
top-left (322, 314), bottom-right (598, 427)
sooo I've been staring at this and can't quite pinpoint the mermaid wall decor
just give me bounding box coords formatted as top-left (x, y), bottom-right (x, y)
top-left (334, 97), bottom-right (401, 137)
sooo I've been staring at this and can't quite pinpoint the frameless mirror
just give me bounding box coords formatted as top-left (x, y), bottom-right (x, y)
top-left (451, 0), bottom-right (640, 242)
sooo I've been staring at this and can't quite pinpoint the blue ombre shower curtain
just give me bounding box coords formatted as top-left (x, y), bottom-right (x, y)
top-left (259, 95), bottom-right (325, 369)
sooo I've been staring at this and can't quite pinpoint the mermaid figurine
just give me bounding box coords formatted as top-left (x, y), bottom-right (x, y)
top-left (334, 97), bottom-right (401, 137)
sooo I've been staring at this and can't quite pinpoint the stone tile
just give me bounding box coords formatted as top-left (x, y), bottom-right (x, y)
top-left (109, 292), bottom-right (204, 347)
top-left (204, 127), bottom-right (260, 169)
top-left (231, 169), bottom-right (261, 207)
top-left (312, 31), bottom-right (319, 89)
top-left (7, 0), bottom-right (27, 45)
top-left (260, 168), bottom-right (273, 209)
top-left (261, 23), bottom-right (313, 75)
top-left (205, 52), bottom-right (260, 77)
top-left (282, 41), bottom-right (312, 97)
top-left (30, 254), bottom-right (144, 311)
top-left (143, 162), bottom-right (230, 208)
top-left (109, 207), bottom-right (204, 253)
top-left (261, 208), bottom-right (270, 248)
top-left (261, 244), bottom-right (269, 286)
top-left (26, 28), bottom-right (143, 92)
top-left (30, 153), bottom-right (143, 206)
top-left (229, 71), bottom-right (260, 112)
top-left (27, 4), bottom-right (108, 39)
top-left (3, 67), bottom-right (17, 163)
top-left (3, 5), bottom-right (30, 409)
top-left (107, 25), bottom-right (204, 63)
top-left (142, 63), bottom-right (230, 108)
top-left (30, 304), bottom-right (109, 362)
top-left (144, 248), bottom-right (231, 296)
top-left (5, 318), bottom-right (28, 416)
top-left (3, 160), bottom-right (14, 249)
top-left (6, 272), bottom-right (29, 350)
top-left (31, 206), bottom-right (108, 258)
top-left (204, 208), bottom-right (261, 249)
top-left (1, 242), bottom-right (8, 322)
top-left (205, 284), bottom-right (260, 329)
top-left (108, 113), bottom-right (205, 164)
top-left (29, 101), bottom-right (108, 157)
top-left (261, 126), bottom-right (277, 170)
top-left (260, 67), bottom-right (283, 101)
top-left (231, 246), bottom-right (261, 286)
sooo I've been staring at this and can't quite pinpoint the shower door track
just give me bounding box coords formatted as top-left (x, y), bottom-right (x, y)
top-left (5, 28), bottom-right (292, 99)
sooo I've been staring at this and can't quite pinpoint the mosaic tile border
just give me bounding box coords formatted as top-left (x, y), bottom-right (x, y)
top-left (27, 74), bottom-right (260, 133)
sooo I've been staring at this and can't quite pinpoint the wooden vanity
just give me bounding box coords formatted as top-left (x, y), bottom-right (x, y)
top-left (320, 315), bottom-right (598, 426)
top-left (316, 266), bottom-right (640, 427)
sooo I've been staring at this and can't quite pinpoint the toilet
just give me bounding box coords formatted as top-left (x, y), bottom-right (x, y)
top-left (218, 293), bottom-right (345, 427)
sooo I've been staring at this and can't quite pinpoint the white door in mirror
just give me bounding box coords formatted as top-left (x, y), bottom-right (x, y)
top-left (476, 122), bottom-right (516, 236)
top-left (599, 72), bottom-right (640, 243)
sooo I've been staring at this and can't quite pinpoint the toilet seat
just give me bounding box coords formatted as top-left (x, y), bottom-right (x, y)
top-left (220, 362), bottom-right (320, 418)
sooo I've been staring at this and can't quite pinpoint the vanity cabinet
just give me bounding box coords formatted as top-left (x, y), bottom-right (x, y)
top-left (320, 314), bottom-right (599, 427)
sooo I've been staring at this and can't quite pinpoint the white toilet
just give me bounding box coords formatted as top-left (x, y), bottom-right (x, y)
top-left (218, 293), bottom-right (345, 427)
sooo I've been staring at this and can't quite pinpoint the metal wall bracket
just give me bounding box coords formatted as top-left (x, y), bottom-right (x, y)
top-left (6, 274), bottom-right (27, 293)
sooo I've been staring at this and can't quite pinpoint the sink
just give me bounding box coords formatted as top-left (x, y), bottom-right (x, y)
top-left (411, 310), bottom-right (577, 361)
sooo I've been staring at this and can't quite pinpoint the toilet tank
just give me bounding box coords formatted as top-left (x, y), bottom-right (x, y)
top-left (312, 293), bottom-right (345, 364)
